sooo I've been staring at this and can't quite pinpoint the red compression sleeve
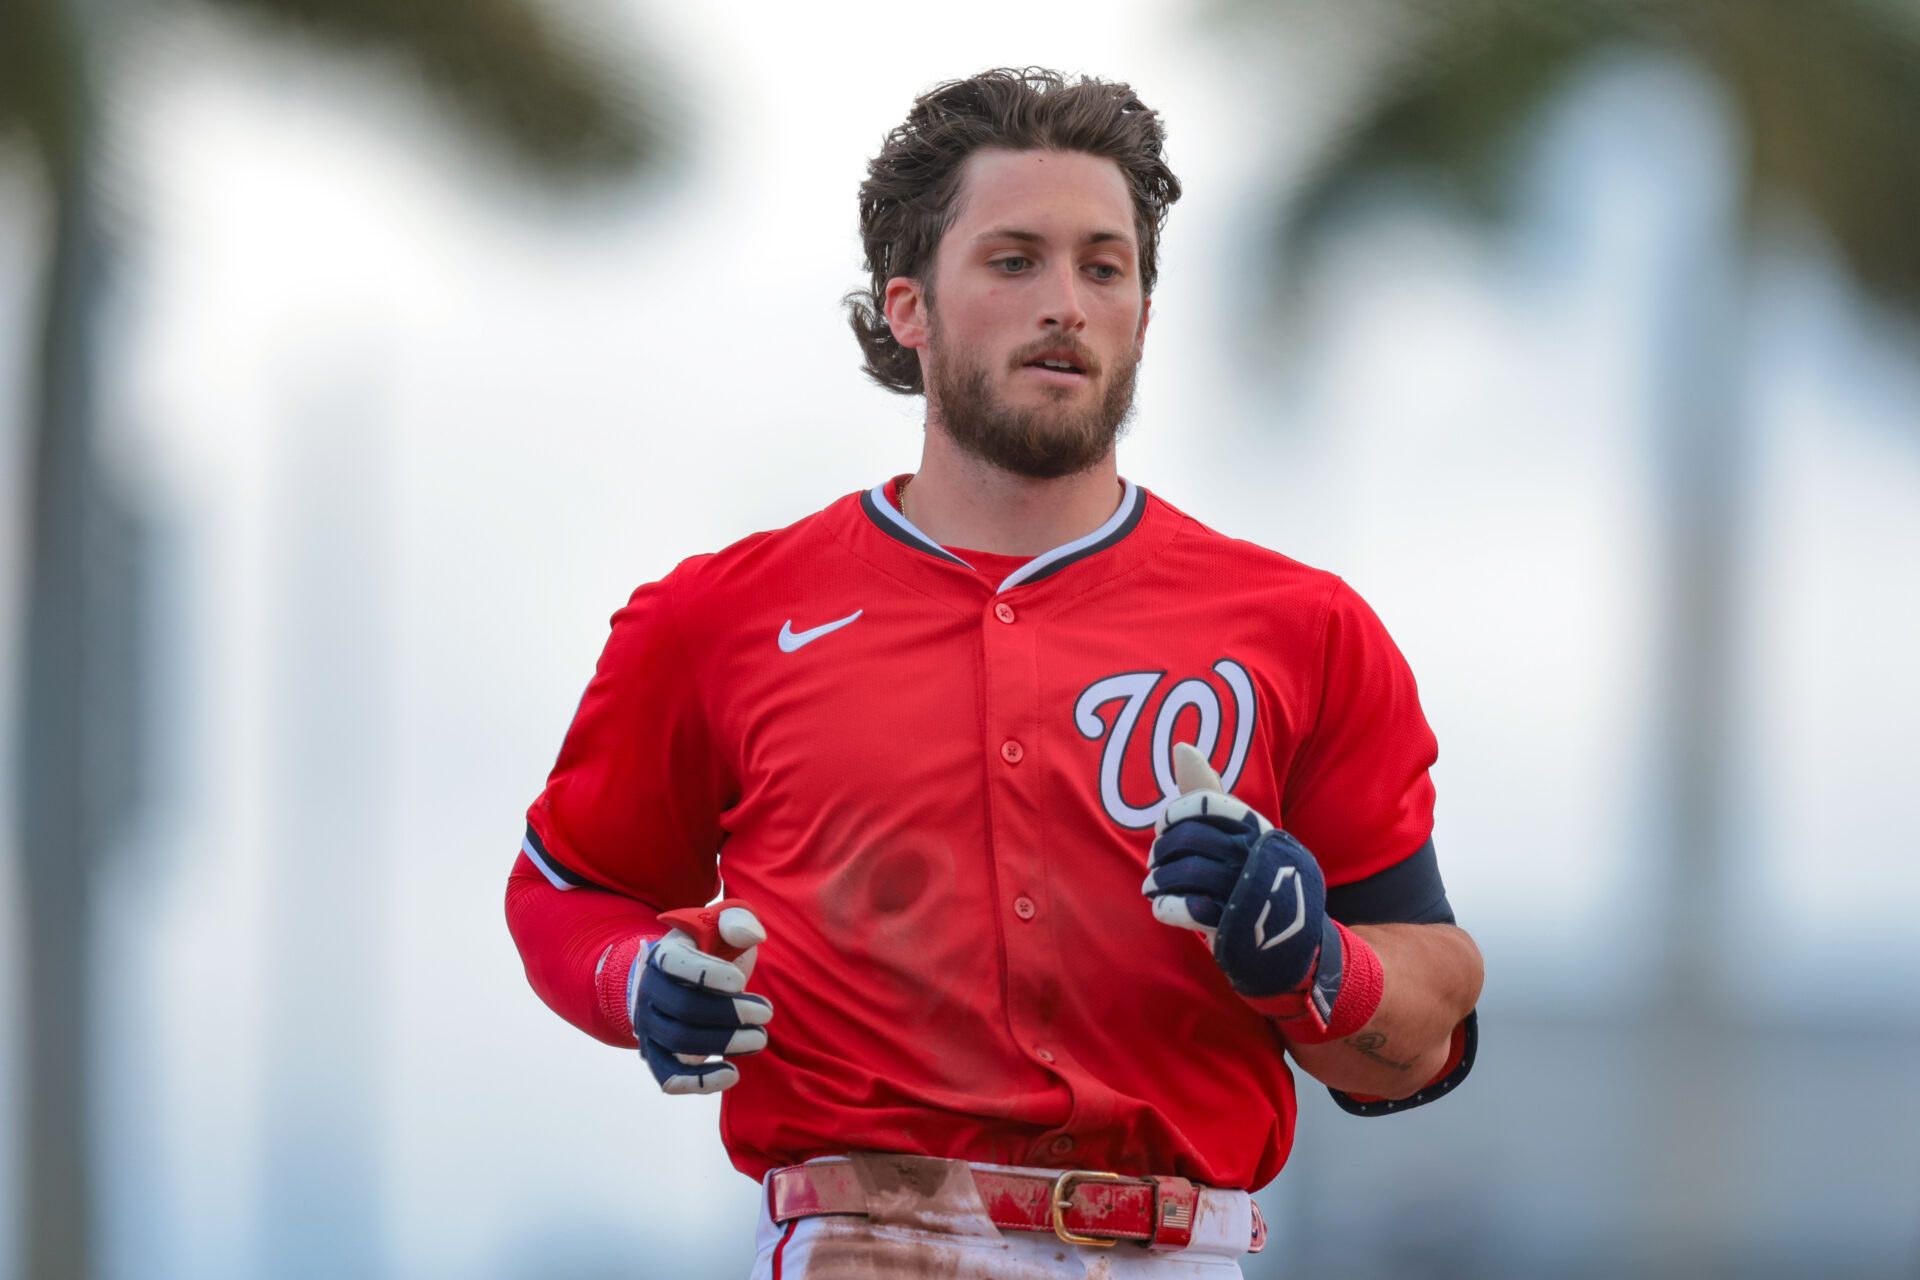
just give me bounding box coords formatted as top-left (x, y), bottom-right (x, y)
top-left (505, 852), bottom-right (664, 1047)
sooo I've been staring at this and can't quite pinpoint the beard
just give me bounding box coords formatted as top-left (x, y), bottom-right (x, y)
top-left (926, 318), bottom-right (1140, 480)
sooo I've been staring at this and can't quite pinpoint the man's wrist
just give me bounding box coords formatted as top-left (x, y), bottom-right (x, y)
top-left (1248, 921), bottom-right (1385, 1044)
top-left (594, 933), bottom-right (655, 1045)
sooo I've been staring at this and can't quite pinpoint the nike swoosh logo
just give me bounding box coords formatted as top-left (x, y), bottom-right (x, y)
top-left (777, 609), bottom-right (863, 653)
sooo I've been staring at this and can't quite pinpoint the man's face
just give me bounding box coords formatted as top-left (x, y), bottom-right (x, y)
top-left (900, 149), bottom-right (1151, 479)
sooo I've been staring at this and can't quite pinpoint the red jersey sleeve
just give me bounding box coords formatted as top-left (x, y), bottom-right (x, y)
top-left (523, 569), bottom-right (735, 909)
top-left (1281, 579), bottom-right (1438, 885)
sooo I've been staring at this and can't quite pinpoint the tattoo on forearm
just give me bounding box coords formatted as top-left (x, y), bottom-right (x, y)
top-left (1346, 1031), bottom-right (1416, 1071)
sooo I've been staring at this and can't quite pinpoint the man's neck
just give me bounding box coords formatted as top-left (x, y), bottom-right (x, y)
top-left (904, 425), bottom-right (1123, 557)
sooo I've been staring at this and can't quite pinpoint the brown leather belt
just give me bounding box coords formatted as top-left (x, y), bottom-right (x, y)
top-left (766, 1156), bottom-right (1265, 1253)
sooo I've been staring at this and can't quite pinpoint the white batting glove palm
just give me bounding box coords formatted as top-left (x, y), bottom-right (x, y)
top-left (1143, 744), bottom-right (1274, 938)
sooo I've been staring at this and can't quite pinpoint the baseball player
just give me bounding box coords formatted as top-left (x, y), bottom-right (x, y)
top-left (506, 67), bottom-right (1483, 1278)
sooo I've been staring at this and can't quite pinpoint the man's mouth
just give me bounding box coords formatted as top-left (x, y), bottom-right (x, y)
top-left (1020, 351), bottom-right (1092, 384)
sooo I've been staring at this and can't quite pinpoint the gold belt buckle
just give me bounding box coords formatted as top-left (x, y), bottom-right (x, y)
top-left (1051, 1169), bottom-right (1122, 1248)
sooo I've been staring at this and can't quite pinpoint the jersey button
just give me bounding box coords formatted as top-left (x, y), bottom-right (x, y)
top-left (1000, 740), bottom-right (1024, 764)
top-left (1047, 1135), bottom-right (1075, 1157)
top-left (994, 602), bottom-right (1016, 624)
top-left (1013, 896), bottom-right (1036, 921)
top-left (1035, 1047), bottom-right (1055, 1063)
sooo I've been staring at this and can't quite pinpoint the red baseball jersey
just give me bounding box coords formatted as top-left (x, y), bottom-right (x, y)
top-left (514, 477), bottom-right (1440, 1190)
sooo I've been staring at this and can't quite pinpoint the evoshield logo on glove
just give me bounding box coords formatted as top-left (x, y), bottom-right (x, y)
top-left (1255, 866), bottom-right (1307, 951)
top-left (1073, 660), bottom-right (1258, 829)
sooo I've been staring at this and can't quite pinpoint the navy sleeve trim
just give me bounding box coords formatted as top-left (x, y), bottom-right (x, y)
top-left (1329, 1010), bottom-right (1477, 1117)
top-left (521, 824), bottom-right (604, 893)
top-left (1327, 838), bottom-right (1453, 925)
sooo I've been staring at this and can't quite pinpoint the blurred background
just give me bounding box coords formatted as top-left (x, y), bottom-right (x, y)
top-left (3, 0), bottom-right (1917, 1276)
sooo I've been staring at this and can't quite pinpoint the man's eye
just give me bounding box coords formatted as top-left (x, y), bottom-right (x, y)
top-left (1088, 264), bottom-right (1121, 281)
top-left (992, 257), bottom-right (1030, 273)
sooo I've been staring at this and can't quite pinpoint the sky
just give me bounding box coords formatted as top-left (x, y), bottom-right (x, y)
top-left (3, 0), bottom-right (1918, 1276)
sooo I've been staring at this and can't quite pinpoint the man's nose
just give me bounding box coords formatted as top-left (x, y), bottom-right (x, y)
top-left (1037, 262), bottom-right (1088, 332)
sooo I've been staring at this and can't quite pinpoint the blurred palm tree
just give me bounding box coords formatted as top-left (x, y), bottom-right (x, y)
top-left (1255, 0), bottom-right (1920, 983)
top-left (1234, 0), bottom-right (1920, 1267)
top-left (2, 3), bottom-right (663, 1276)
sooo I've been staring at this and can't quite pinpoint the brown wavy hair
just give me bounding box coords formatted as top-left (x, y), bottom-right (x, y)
top-left (845, 67), bottom-right (1182, 396)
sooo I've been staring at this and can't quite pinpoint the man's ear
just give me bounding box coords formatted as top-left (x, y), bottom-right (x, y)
top-left (1135, 296), bottom-right (1152, 360)
top-left (884, 277), bottom-right (931, 351)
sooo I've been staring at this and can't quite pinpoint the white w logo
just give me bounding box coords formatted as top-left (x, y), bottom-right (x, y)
top-left (1073, 659), bottom-right (1257, 830)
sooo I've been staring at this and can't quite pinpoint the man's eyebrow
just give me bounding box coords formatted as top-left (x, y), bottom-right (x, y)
top-left (972, 227), bottom-right (1135, 249)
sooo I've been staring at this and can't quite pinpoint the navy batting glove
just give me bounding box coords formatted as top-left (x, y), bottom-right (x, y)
top-left (629, 907), bottom-right (774, 1096)
top-left (1144, 744), bottom-right (1344, 1022)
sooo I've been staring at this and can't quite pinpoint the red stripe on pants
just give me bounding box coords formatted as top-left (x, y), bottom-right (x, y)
top-left (770, 1219), bottom-right (797, 1279)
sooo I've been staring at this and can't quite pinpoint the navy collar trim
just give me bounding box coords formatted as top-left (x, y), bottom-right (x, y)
top-left (859, 486), bottom-right (972, 567)
top-left (860, 479), bottom-right (1146, 593)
